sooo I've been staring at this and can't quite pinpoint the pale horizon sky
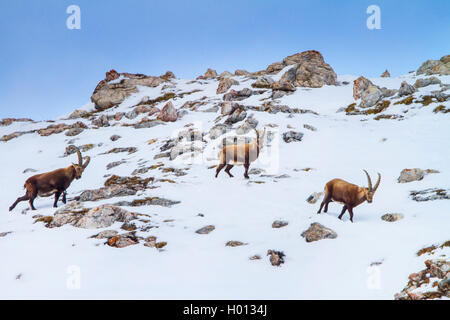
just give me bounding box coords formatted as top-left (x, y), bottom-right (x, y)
top-left (0, 0), bottom-right (449, 120)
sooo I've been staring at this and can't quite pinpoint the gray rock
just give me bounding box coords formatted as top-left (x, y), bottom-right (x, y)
top-left (282, 131), bottom-right (304, 143)
top-left (301, 223), bottom-right (338, 242)
top-left (65, 128), bottom-right (84, 137)
top-left (196, 225), bottom-right (215, 234)
top-left (398, 81), bottom-right (416, 97)
top-left (106, 160), bottom-right (127, 170)
top-left (225, 108), bottom-right (247, 124)
top-left (410, 188), bottom-right (450, 202)
top-left (414, 77), bottom-right (442, 88)
top-left (267, 250), bottom-right (285, 267)
top-left (272, 220), bottom-right (288, 228)
top-left (306, 192), bottom-right (324, 204)
top-left (90, 230), bottom-right (119, 239)
top-left (110, 135), bottom-right (121, 141)
top-left (79, 185), bottom-right (136, 202)
top-left (398, 168), bottom-right (426, 183)
top-left (381, 213), bottom-right (404, 222)
top-left (251, 76), bottom-right (274, 89)
top-left (217, 78), bottom-right (239, 94)
top-left (417, 55), bottom-right (450, 76)
top-left (74, 205), bottom-right (136, 229)
top-left (225, 241), bottom-right (247, 247)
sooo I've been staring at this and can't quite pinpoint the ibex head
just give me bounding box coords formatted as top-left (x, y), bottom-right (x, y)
top-left (363, 170), bottom-right (381, 203)
top-left (69, 145), bottom-right (91, 179)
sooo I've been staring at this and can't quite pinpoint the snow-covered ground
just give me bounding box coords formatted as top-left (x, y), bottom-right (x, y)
top-left (0, 67), bottom-right (449, 299)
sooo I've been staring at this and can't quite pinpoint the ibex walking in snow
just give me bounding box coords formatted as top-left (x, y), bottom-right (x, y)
top-left (317, 170), bottom-right (381, 222)
top-left (9, 146), bottom-right (90, 211)
top-left (215, 128), bottom-right (266, 179)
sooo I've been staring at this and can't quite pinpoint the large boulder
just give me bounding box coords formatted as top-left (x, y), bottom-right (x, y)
top-left (398, 81), bottom-right (416, 97)
top-left (279, 50), bottom-right (337, 88)
top-left (217, 78), bottom-right (239, 94)
top-left (417, 55), bottom-right (450, 76)
top-left (352, 76), bottom-right (384, 108)
top-left (157, 101), bottom-right (178, 122)
top-left (414, 77), bottom-right (441, 88)
top-left (74, 205), bottom-right (136, 229)
top-left (91, 71), bottom-right (165, 110)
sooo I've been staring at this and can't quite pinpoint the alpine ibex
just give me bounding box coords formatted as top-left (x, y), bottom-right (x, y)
top-left (317, 170), bottom-right (381, 222)
top-left (215, 128), bottom-right (266, 179)
top-left (9, 146), bottom-right (90, 211)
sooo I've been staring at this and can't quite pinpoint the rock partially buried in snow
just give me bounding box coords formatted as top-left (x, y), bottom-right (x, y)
top-left (414, 77), bottom-right (441, 88)
top-left (397, 168), bottom-right (439, 183)
top-left (267, 250), bottom-right (285, 267)
top-left (301, 223), bottom-right (338, 242)
top-left (106, 232), bottom-right (140, 248)
top-left (282, 131), bottom-right (303, 143)
top-left (74, 205), bottom-right (136, 229)
top-left (226, 241), bottom-right (247, 247)
top-left (410, 188), bottom-right (450, 202)
top-left (381, 213), bottom-right (404, 222)
top-left (306, 192), bottom-right (324, 204)
top-left (90, 230), bottom-right (119, 239)
top-left (272, 220), bottom-right (288, 228)
top-left (79, 185), bottom-right (136, 202)
top-left (196, 225), bottom-right (215, 234)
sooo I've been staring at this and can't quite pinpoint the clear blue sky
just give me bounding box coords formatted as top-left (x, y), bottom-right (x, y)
top-left (0, 0), bottom-right (448, 120)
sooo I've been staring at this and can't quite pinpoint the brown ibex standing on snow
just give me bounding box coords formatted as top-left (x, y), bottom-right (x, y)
top-left (215, 128), bottom-right (266, 179)
top-left (317, 170), bottom-right (381, 222)
top-left (9, 146), bottom-right (90, 211)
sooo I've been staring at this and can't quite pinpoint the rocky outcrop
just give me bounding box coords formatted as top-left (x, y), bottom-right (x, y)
top-left (380, 69), bottom-right (391, 77)
top-left (279, 50), bottom-right (337, 88)
top-left (251, 76), bottom-right (274, 89)
top-left (352, 76), bottom-right (383, 108)
top-left (395, 259), bottom-right (449, 300)
top-left (197, 68), bottom-right (217, 79)
top-left (216, 78), bottom-right (239, 94)
top-left (91, 70), bottom-right (166, 110)
top-left (301, 223), bottom-right (337, 242)
top-left (234, 69), bottom-right (249, 76)
top-left (417, 55), bottom-right (450, 76)
top-left (74, 205), bottom-right (136, 229)
top-left (414, 77), bottom-right (441, 88)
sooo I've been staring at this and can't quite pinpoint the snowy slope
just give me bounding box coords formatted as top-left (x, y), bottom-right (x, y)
top-left (0, 67), bottom-right (449, 299)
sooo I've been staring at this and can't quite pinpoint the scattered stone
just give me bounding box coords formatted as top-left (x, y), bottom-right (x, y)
top-left (301, 223), bottom-right (338, 242)
top-left (225, 108), bottom-right (247, 124)
top-left (272, 220), bottom-right (288, 228)
top-left (220, 102), bottom-right (240, 116)
top-left (202, 68), bottom-right (218, 79)
top-left (410, 188), bottom-right (450, 202)
top-left (381, 213), bottom-right (404, 222)
top-left (110, 135), bottom-right (121, 141)
top-left (267, 250), bottom-right (285, 267)
top-left (209, 124), bottom-right (231, 139)
top-left (303, 124), bottom-right (317, 131)
top-left (249, 255), bottom-right (262, 260)
top-left (104, 175), bottom-right (154, 191)
top-left (92, 115), bottom-right (110, 127)
top-left (196, 225), bottom-right (215, 234)
top-left (65, 128), bottom-right (84, 137)
top-left (0, 231), bottom-right (13, 238)
top-left (234, 69), bottom-right (249, 76)
top-left (115, 197), bottom-right (180, 208)
top-left (223, 88), bottom-right (255, 101)
top-left (23, 168), bottom-right (38, 174)
top-left (226, 241), bottom-right (247, 247)
top-left (102, 147), bottom-right (137, 155)
top-left (271, 79), bottom-right (296, 92)
top-left (106, 160), bottom-right (126, 170)
top-left (282, 131), bottom-right (303, 143)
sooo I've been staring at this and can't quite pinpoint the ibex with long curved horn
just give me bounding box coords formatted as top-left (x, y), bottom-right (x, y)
top-left (215, 128), bottom-right (266, 179)
top-left (9, 146), bottom-right (91, 211)
top-left (317, 170), bottom-right (381, 222)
